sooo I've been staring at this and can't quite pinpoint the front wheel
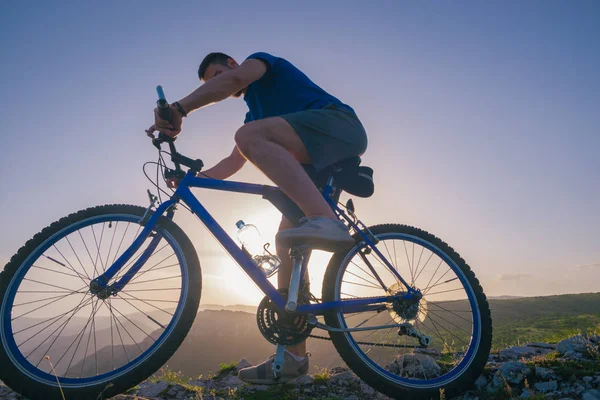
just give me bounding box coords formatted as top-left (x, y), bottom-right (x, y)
top-left (322, 224), bottom-right (492, 400)
top-left (0, 204), bottom-right (201, 400)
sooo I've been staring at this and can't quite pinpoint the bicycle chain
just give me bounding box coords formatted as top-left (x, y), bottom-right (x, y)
top-left (305, 294), bottom-right (426, 349)
top-left (307, 333), bottom-right (425, 349)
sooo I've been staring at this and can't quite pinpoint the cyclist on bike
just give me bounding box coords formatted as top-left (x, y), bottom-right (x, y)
top-left (146, 52), bottom-right (368, 384)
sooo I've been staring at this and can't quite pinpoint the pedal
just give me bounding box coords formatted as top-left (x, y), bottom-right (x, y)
top-left (397, 322), bottom-right (432, 346)
top-left (272, 344), bottom-right (286, 380)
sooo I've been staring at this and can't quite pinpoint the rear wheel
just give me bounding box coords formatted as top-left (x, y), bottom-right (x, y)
top-left (0, 204), bottom-right (201, 400)
top-left (322, 224), bottom-right (491, 400)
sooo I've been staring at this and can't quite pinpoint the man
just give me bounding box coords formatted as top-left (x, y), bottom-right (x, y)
top-left (146, 52), bottom-right (368, 384)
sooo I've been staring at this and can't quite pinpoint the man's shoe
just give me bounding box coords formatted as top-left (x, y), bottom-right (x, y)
top-left (276, 216), bottom-right (355, 253)
top-left (238, 352), bottom-right (309, 384)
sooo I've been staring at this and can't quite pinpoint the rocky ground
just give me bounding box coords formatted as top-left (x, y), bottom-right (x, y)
top-left (1, 334), bottom-right (599, 399)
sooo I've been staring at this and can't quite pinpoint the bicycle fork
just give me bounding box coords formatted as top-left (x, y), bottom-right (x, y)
top-left (272, 245), bottom-right (311, 379)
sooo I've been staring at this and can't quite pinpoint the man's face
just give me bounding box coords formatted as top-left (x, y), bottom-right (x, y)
top-left (202, 58), bottom-right (245, 98)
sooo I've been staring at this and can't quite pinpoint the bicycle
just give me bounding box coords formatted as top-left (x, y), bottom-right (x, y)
top-left (0, 87), bottom-right (492, 400)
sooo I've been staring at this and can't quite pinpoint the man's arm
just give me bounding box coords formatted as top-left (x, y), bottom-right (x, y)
top-left (178, 59), bottom-right (267, 114)
top-left (199, 146), bottom-right (247, 180)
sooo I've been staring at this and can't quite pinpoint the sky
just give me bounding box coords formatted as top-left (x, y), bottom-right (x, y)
top-left (0, 1), bottom-right (598, 305)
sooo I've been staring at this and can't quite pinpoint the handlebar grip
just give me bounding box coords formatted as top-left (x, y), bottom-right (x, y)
top-left (156, 85), bottom-right (172, 122)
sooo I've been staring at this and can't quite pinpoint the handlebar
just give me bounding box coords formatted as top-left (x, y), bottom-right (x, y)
top-left (151, 86), bottom-right (204, 174)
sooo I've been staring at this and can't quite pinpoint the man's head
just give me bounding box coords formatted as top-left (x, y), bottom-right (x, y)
top-left (198, 52), bottom-right (243, 97)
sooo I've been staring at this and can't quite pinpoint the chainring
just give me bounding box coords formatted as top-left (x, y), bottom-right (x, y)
top-left (257, 288), bottom-right (314, 346)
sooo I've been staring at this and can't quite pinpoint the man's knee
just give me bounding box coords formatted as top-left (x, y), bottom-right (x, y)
top-left (234, 123), bottom-right (265, 156)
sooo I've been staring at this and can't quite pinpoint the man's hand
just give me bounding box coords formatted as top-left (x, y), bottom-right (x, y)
top-left (145, 105), bottom-right (184, 138)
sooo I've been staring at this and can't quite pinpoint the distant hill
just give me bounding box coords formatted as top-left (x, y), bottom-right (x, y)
top-left (198, 304), bottom-right (257, 314)
top-left (16, 292), bottom-right (600, 380)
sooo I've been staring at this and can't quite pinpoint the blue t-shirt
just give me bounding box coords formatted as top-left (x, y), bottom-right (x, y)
top-left (243, 52), bottom-right (354, 123)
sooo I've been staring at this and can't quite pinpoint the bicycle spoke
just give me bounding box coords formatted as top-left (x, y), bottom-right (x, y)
top-left (124, 275), bottom-right (181, 286)
top-left (425, 287), bottom-right (465, 297)
top-left (79, 298), bottom-right (96, 377)
top-left (349, 260), bottom-right (380, 285)
top-left (79, 230), bottom-right (100, 280)
top-left (61, 298), bottom-right (103, 374)
top-left (412, 246), bottom-right (425, 286)
top-left (114, 243), bottom-right (172, 285)
top-left (344, 269), bottom-right (382, 289)
top-left (30, 264), bottom-right (83, 279)
top-left (427, 303), bottom-right (472, 324)
top-left (13, 287), bottom-right (87, 308)
top-left (122, 287), bottom-right (181, 292)
top-left (105, 221), bottom-right (119, 274)
top-left (48, 247), bottom-right (90, 286)
top-left (423, 277), bottom-right (459, 294)
top-left (425, 309), bottom-right (471, 346)
top-left (110, 222), bottom-right (131, 268)
top-left (118, 291), bottom-right (175, 317)
top-left (65, 236), bottom-right (92, 281)
top-left (423, 259), bottom-right (444, 292)
top-left (91, 223), bottom-right (106, 276)
top-left (110, 303), bottom-right (156, 343)
top-left (26, 295), bottom-right (93, 364)
top-left (16, 297), bottom-right (93, 352)
top-left (413, 251), bottom-right (434, 284)
top-left (423, 268), bottom-right (453, 294)
top-left (342, 280), bottom-right (384, 290)
top-left (403, 241), bottom-right (414, 283)
top-left (12, 285), bottom-right (88, 321)
top-left (20, 278), bottom-right (81, 295)
top-left (124, 249), bottom-right (175, 283)
top-left (115, 293), bottom-right (169, 329)
top-left (110, 306), bottom-right (145, 356)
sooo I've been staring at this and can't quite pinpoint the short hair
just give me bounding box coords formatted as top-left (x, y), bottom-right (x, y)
top-left (198, 52), bottom-right (233, 80)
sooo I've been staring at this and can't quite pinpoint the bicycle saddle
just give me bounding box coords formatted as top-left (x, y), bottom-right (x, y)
top-left (304, 156), bottom-right (375, 198)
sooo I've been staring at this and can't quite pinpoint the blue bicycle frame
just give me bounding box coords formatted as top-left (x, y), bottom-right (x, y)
top-left (91, 169), bottom-right (420, 316)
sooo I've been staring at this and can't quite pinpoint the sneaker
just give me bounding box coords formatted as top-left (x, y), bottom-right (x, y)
top-left (276, 216), bottom-right (355, 252)
top-left (237, 352), bottom-right (309, 384)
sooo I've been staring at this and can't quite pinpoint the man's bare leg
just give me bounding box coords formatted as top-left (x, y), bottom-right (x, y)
top-left (277, 217), bottom-right (308, 358)
top-left (234, 117), bottom-right (336, 220)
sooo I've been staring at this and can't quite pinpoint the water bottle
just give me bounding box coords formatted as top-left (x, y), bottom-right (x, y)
top-left (236, 220), bottom-right (281, 277)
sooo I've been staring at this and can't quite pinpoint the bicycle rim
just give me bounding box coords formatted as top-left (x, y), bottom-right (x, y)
top-left (1, 213), bottom-right (189, 388)
top-left (332, 231), bottom-right (482, 388)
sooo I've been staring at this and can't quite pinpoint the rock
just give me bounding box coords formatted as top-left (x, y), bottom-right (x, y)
top-left (536, 366), bottom-right (556, 380)
top-left (235, 358), bottom-right (252, 371)
top-left (188, 378), bottom-right (206, 387)
top-left (535, 380), bottom-right (558, 393)
top-left (499, 346), bottom-right (539, 359)
top-left (292, 375), bottom-right (315, 385)
top-left (218, 373), bottom-right (245, 388)
top-left (360, 382), bottom-right (376, 395)
top-left (330, 370), bottom-right (357, 385)
top-left (245, 384), bottom-right (270, 391)
top-left (526, 342), bottom-right (557, 350)
top-left (583, 389), bottom-right (600, 400)
top-left (385, 353), bottom-right (442, 378)
top-left (488, 373), bottom-right (505, 393)
top-left (499, 361), bottom-right (531, 385)
top-left (583, 376), bottom-right (594, 384)
top-left (520, 389), bottom-right (533, 398)
top-left (557, 335), bottom-right (595, 355)
top-left (474, 374), bottom-right (488, 389)
top-left (137, 380), bottom-right (169, 397)
top-left (344, 396), bottom-right (359, 400)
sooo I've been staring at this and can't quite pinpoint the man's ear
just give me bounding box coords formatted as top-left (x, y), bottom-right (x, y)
top-left (227, 58), bottom-right (239, 68)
